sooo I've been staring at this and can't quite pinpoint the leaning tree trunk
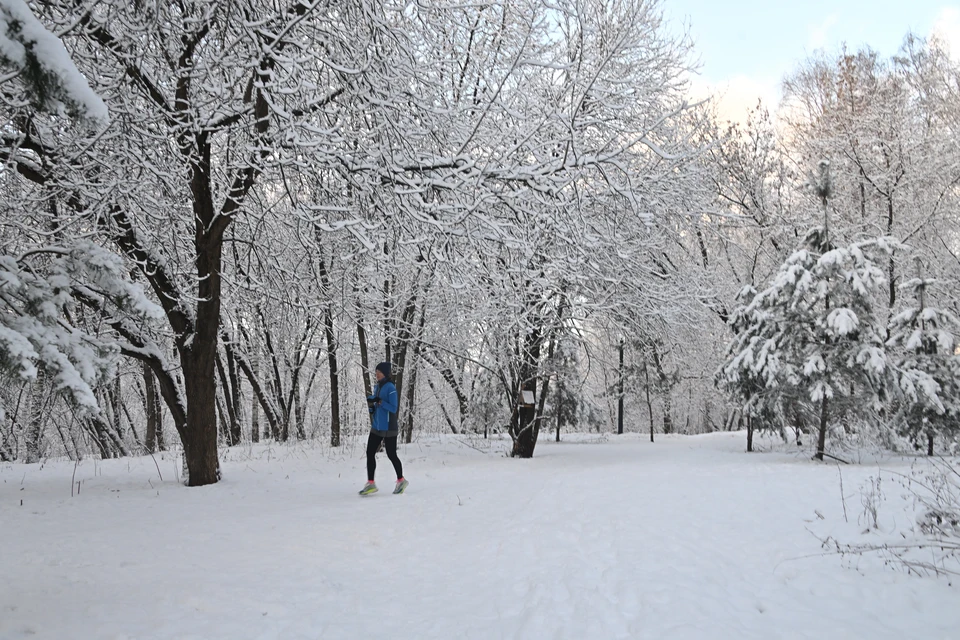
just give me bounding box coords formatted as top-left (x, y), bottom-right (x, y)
top-left (357, 320), bottom-right (373, 400)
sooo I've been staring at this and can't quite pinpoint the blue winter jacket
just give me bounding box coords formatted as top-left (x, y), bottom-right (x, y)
top-left (370, 379), bottom-right (399, 436)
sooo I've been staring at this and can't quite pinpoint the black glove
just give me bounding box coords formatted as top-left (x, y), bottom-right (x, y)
top-left (367, 395), bottom-right (379, 414)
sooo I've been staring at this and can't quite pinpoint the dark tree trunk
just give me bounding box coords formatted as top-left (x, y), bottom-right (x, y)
top-left (887, 196), bottom-right (896, 309)
top-left (512, 402), bottom-right (538, 458)
top-left (510, 327), bottom-right (543, 458)
top-left (215, 352), bottom-right (240, 446)
top-left (392, 285), bottom-right (422, 402)
top-left (927, 432), bottom-right (934, 457)
top-left (358, 321), bottom-right (372, 400)
top-left (643, 359), bottom-right (655, 443)
top-left (402, 356), bottom-right (418, 444)
top-left (181, 346), bottom-right (221, 486)
top-left (314, 245), bottom-right (342, 447)
top-left (556, 390), bottom-right (561, 442)
top-left (746, 414), bottom-right (754, 452)
top-left (401, 296), bottom-right (429, 444)
top-left (815, 396), bottom-right (829, 461)
top-left (250, 354), bottom-right (260, 443)
top-left (617, 338), bottom-right (624, 435)
top-left (662, 394), bottom-right (673, 435)
top-left (258, 315), bottom-right (289, 442)
top-left (179, 206), bottom-right (226, 485)
top-left (324, 306), bottom-right (341, 447)
top-left (227, 346), bottom-right (242, 445)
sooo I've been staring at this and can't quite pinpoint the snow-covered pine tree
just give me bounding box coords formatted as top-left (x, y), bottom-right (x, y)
top-left (716, 284), bottom-right (776, 451)
top-left (718, 227), bottom-right (899, 460)
top-left (886, 272), bottom-right (960, 455)
top-left (0, 244), bottom-right (163, 423)
top-left (0, 0), bottom-right (106, 120)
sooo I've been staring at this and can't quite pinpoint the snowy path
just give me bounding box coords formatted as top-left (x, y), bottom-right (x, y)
top-left (1, 433), bottom-right (956, 639)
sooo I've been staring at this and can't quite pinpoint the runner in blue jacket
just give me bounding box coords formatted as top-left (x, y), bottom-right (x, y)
top-left (359, 362), bottom-right (408, 495)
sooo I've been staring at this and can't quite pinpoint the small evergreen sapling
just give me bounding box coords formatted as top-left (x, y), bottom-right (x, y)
top-left (886, 273), bottom-right (960, 455)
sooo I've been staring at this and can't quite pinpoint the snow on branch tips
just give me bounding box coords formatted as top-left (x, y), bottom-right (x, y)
top-left (0, 244), bottom-right (165, 420)
top-left (0, 0), bottom-right (108, 121)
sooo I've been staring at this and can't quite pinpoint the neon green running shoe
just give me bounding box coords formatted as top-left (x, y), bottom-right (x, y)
top-left (393, 478), bottom-right (409, 494)
top-left (359, 481), bottom-right (378, 496)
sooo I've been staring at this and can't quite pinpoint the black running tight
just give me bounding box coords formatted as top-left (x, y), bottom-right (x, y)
top-left (366, 431), bottom-right (403, 482)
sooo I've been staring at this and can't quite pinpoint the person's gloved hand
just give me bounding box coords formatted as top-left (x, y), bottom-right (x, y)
top-left (367, 395), bottom-right (379, 414)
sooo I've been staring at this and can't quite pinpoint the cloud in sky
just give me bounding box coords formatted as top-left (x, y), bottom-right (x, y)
top-left (933, 7), bottom-right (960, 57)
top-left (688, 74), bottom-right (780, 125)
top-left (808, 14), bottom-right (840, 50)
top-left (675, 2), bottom-right (960, 124)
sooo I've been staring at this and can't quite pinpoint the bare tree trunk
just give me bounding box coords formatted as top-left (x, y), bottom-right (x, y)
top-left (316, 250), bottom-right (341, 447)
top-left (400, 296), bottom-right (429, 444)
top-left (643, 359), bottom-right (655, 443)
top-left (293, 376), bottom-right (306, 440)
top-left (428, 378), bottom-right (459, 434)
top-left (250, 354), bottom-right (260, 443)
top-left (84, 416), bottom-right (111, 460)
top-left (216, 396), bottom-right (229, 443)
top-left (227, 340), bottom-right (243, 445)
top-left (24, 382), bottom-right (46, 463)
top-left (662, 394), bottom-right (673, 435)
top-left (815, 396), bottom-right (829, 461)
top-left (144, 362), bottom-right (160, 453)
top-left (556, 389), bottom-right (561, 442)
top-left (402, 357), bottom-right (418, 444)
top-left (358, 321), bottom-right (372, 400)
top-left (216, 352), bottom-right (240, 446)
top-left (178, 205), bottom-right (226, 484)
top-left (510, 326), bottom-right (543, 458)
top-left (617, 338), bottom-right (624, 435)
top-left (422, 351), bottom-right (469, 429)
top-left (0, 428), bottom-right (14, 462)
top-left (233, 349), bottom-right (284, 441)
top-left (746, 414), bottom-right (754, 452)
top-left (181, 345), bottom-right (221, 486)
top-left (257, 314), bottom-right (290, 442)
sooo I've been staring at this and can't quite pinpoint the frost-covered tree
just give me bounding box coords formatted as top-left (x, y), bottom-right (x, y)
top-left (0, 0), bottom-right (106, 120)
top-left (886, 272), bottom-right (960, 455)
top-left (3, 0), bottom-right (410, 483)
top-left (0, 245), bottom-right (162, 423)
top-left (0, 1), bottom-right (137, 450)
top-left (782, 41), bottom-right (960, 314)
top-left (719, 209), bottom-right (899, 460)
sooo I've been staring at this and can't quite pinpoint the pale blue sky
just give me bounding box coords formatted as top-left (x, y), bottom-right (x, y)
top-left (661, 0), bottom-right (960, 118)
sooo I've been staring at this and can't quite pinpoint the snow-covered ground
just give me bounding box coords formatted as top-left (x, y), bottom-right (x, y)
top-left (1, 432), bottom-right (957, 639)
